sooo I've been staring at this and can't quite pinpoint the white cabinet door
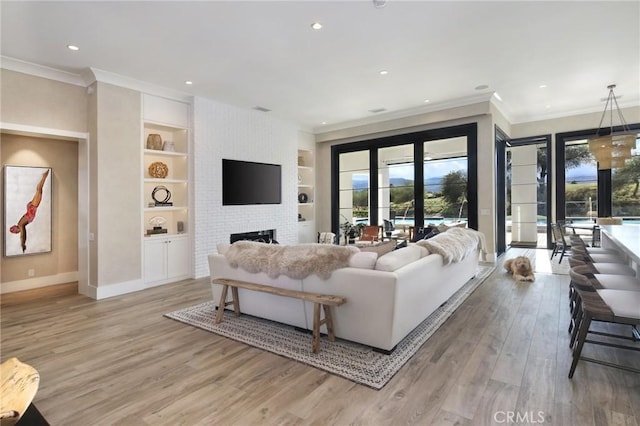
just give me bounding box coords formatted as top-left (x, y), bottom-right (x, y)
top-left (144, 238), bottom-right (168, 284)
top-left (167, 236), bottom-right (189, 279)
top-left (298, 221), bottom-right (316, 243)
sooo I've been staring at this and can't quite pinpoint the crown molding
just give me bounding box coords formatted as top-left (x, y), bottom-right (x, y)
top-left (509, 99), bottom-right (640, 125)
top-left (313, 92), bottom-right (496, 134)
top-left (1, 56), bottom-right (86, 86)
top-left (0, 56), bottom-right (192, 103)
top-left (86, 67), bottom-right (192, 103)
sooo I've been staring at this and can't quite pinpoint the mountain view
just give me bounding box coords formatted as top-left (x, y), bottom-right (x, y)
top-left (351, 177), bottom-right (445, 193)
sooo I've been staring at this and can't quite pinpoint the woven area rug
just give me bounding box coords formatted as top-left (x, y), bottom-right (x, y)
top-left (165, 264), bottom-right (495, 389)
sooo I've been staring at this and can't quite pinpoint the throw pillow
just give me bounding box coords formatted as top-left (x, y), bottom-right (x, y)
top-left (393, 239), bottom-right (408, 250)
top-left (358, 240), bottom-right (395, 257)
top-left (437, 223), bottom-right (450, 233)
top-left (412, 226), bottom-right (439, 242)
top-left (348, 251), bottom-right (378, 269)
top-left (375, 246), bottom-right (423, 272)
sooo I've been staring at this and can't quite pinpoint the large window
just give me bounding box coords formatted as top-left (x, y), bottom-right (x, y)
top-left (378, 144), bottom-right (414, 228)
top-left (563, 140), bottom-right (597, 222)
top-left (331, 124), bottom-right (478, 235)
top-left (338, 151), bottom-right (370, 226)
top-left (424, 137), bottom-right (468, 225)
top-left (612, 138), bottom-right (640, 220)
top-left (556, 126), bottom-right (640, 224)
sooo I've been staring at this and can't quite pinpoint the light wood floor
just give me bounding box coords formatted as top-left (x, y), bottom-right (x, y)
top-left (2, 248), bottom-right (639, 425)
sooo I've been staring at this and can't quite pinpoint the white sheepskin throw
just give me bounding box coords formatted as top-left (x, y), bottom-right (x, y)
top-left (225, 241), bottom-right (359, 279)
top-left (416, 227), bottom-right (485, 265)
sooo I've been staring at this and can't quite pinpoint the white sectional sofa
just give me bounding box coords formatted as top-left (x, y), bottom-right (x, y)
top-left (209, 232), bottom-right (482, 352)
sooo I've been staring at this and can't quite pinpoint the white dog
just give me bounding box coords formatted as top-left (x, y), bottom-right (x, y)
top-left (503, 256), bottom-right (535, 282)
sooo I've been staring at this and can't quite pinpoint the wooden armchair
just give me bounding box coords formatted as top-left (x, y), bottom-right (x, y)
top-left (360, 226), bottom-right (381, 242)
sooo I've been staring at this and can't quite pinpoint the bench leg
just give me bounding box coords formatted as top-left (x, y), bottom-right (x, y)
top-left (231, 287), bottom-right (240, 316)
top-left (322, 305), bottom-right (336, 342)
top-left (312, 303), bottom-right (321, 353)
top-left (216, 285), bottom-right (242, 324)
top-left (312, 303), bottom-right (337, 353)
top-left (216, 285), bottom-right (229, 324)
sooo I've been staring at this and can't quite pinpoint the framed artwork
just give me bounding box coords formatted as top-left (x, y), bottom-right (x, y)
top-left (4, 166), bottom-right (52, 257)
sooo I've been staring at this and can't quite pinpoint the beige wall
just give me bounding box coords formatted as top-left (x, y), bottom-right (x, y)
top-left (91, 82), bottom-right (142, 287)
top-left (1, 71), bottom-right (143, 293)
top-left (1, 69), bottom-right (88, 132)
top-left (1, 134), bottom-right (78, 283)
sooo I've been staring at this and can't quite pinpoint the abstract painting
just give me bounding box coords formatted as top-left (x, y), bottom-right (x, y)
top-left (4, 166), bottom-right (52, 257)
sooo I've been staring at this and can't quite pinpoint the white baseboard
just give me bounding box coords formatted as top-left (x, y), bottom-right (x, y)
top-left (1, 271), bottom-right (79, 294)
top-left (92, 278), bottom-right (145, 300)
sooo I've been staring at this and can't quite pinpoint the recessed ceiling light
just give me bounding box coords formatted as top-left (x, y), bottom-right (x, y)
top-left (67, 45), bottom-right (79, 51)
top-left (379, 70), bottom-right (388, 75)
top-left (475, 84), bottom-right (489, 90)
top-left (546, 105), bottom-right (551, 108)
top-left (185, 81), bottom-right (193, 85)
top-left (424, 99), bottom-right (430, 103)
top-left (321, 121), bottom-right (327, 125)
top-left (539, 84), bottom-right (547, 89)
top-left (311, 22), bottom-right (323, 30)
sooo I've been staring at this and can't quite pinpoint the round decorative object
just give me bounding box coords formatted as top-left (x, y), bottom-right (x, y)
top-left (298, 192), bottom-right (308, 203)
top-left (148, 161), bottom-right (168, 178)
top-left (146, 134), bottom-right (163, 150)
top-left (152, 185), bottom-right (172, 204)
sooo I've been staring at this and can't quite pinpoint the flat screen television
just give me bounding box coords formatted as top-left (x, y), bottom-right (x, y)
top-left (222, 159), bottom-right (282, 205)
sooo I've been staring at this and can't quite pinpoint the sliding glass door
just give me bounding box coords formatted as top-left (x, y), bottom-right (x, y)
top-left (331, 123), bottom-right (478, 236)
top-left (378, 144), bottom-right (414, 228)
top-left (338, 151), bottom-right (370, 226)
top-left (506, 139), bottom-right (549, 248)
top-left (423, 137), bottom-right (468, 226)
top-left (563, 140), bottom-right (597, 222)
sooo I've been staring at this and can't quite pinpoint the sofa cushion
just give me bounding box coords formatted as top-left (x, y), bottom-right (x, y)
top-left (375, 246), bottom-right (423, 272)
top-left (348, 251), bottom-right (378, 270)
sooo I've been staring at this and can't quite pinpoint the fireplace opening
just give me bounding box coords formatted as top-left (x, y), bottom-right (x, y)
top-left (230, 229), bottom-right (276, 244)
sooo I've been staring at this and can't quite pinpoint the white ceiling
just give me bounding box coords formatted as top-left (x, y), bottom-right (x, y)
top-left (2, 1), bottom-right (639, 132)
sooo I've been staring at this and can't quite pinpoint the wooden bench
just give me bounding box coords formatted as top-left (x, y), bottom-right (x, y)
top-left (211, 278), bottom-right (346, 353)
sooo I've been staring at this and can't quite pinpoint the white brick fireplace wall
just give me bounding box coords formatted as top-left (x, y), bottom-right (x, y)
top-left (192, 97), bottom-right (300, 278)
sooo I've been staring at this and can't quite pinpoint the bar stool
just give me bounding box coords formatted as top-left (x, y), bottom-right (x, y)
top-left (570, 246), bottom-right (627, 265)
top-left (568, 265), bottom-right (640, 349)
top-left (569, 234), bottom-right (619, 255)
top-left (568, 245), bottom-right (633, 319)
top-left (568, 268), bottom-right (640, 378)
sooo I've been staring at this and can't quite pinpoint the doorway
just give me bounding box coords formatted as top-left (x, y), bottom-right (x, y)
top-left (0, 123), bottom-right (89, 296)
top-left (496, 128), bottom-right (551, 255)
